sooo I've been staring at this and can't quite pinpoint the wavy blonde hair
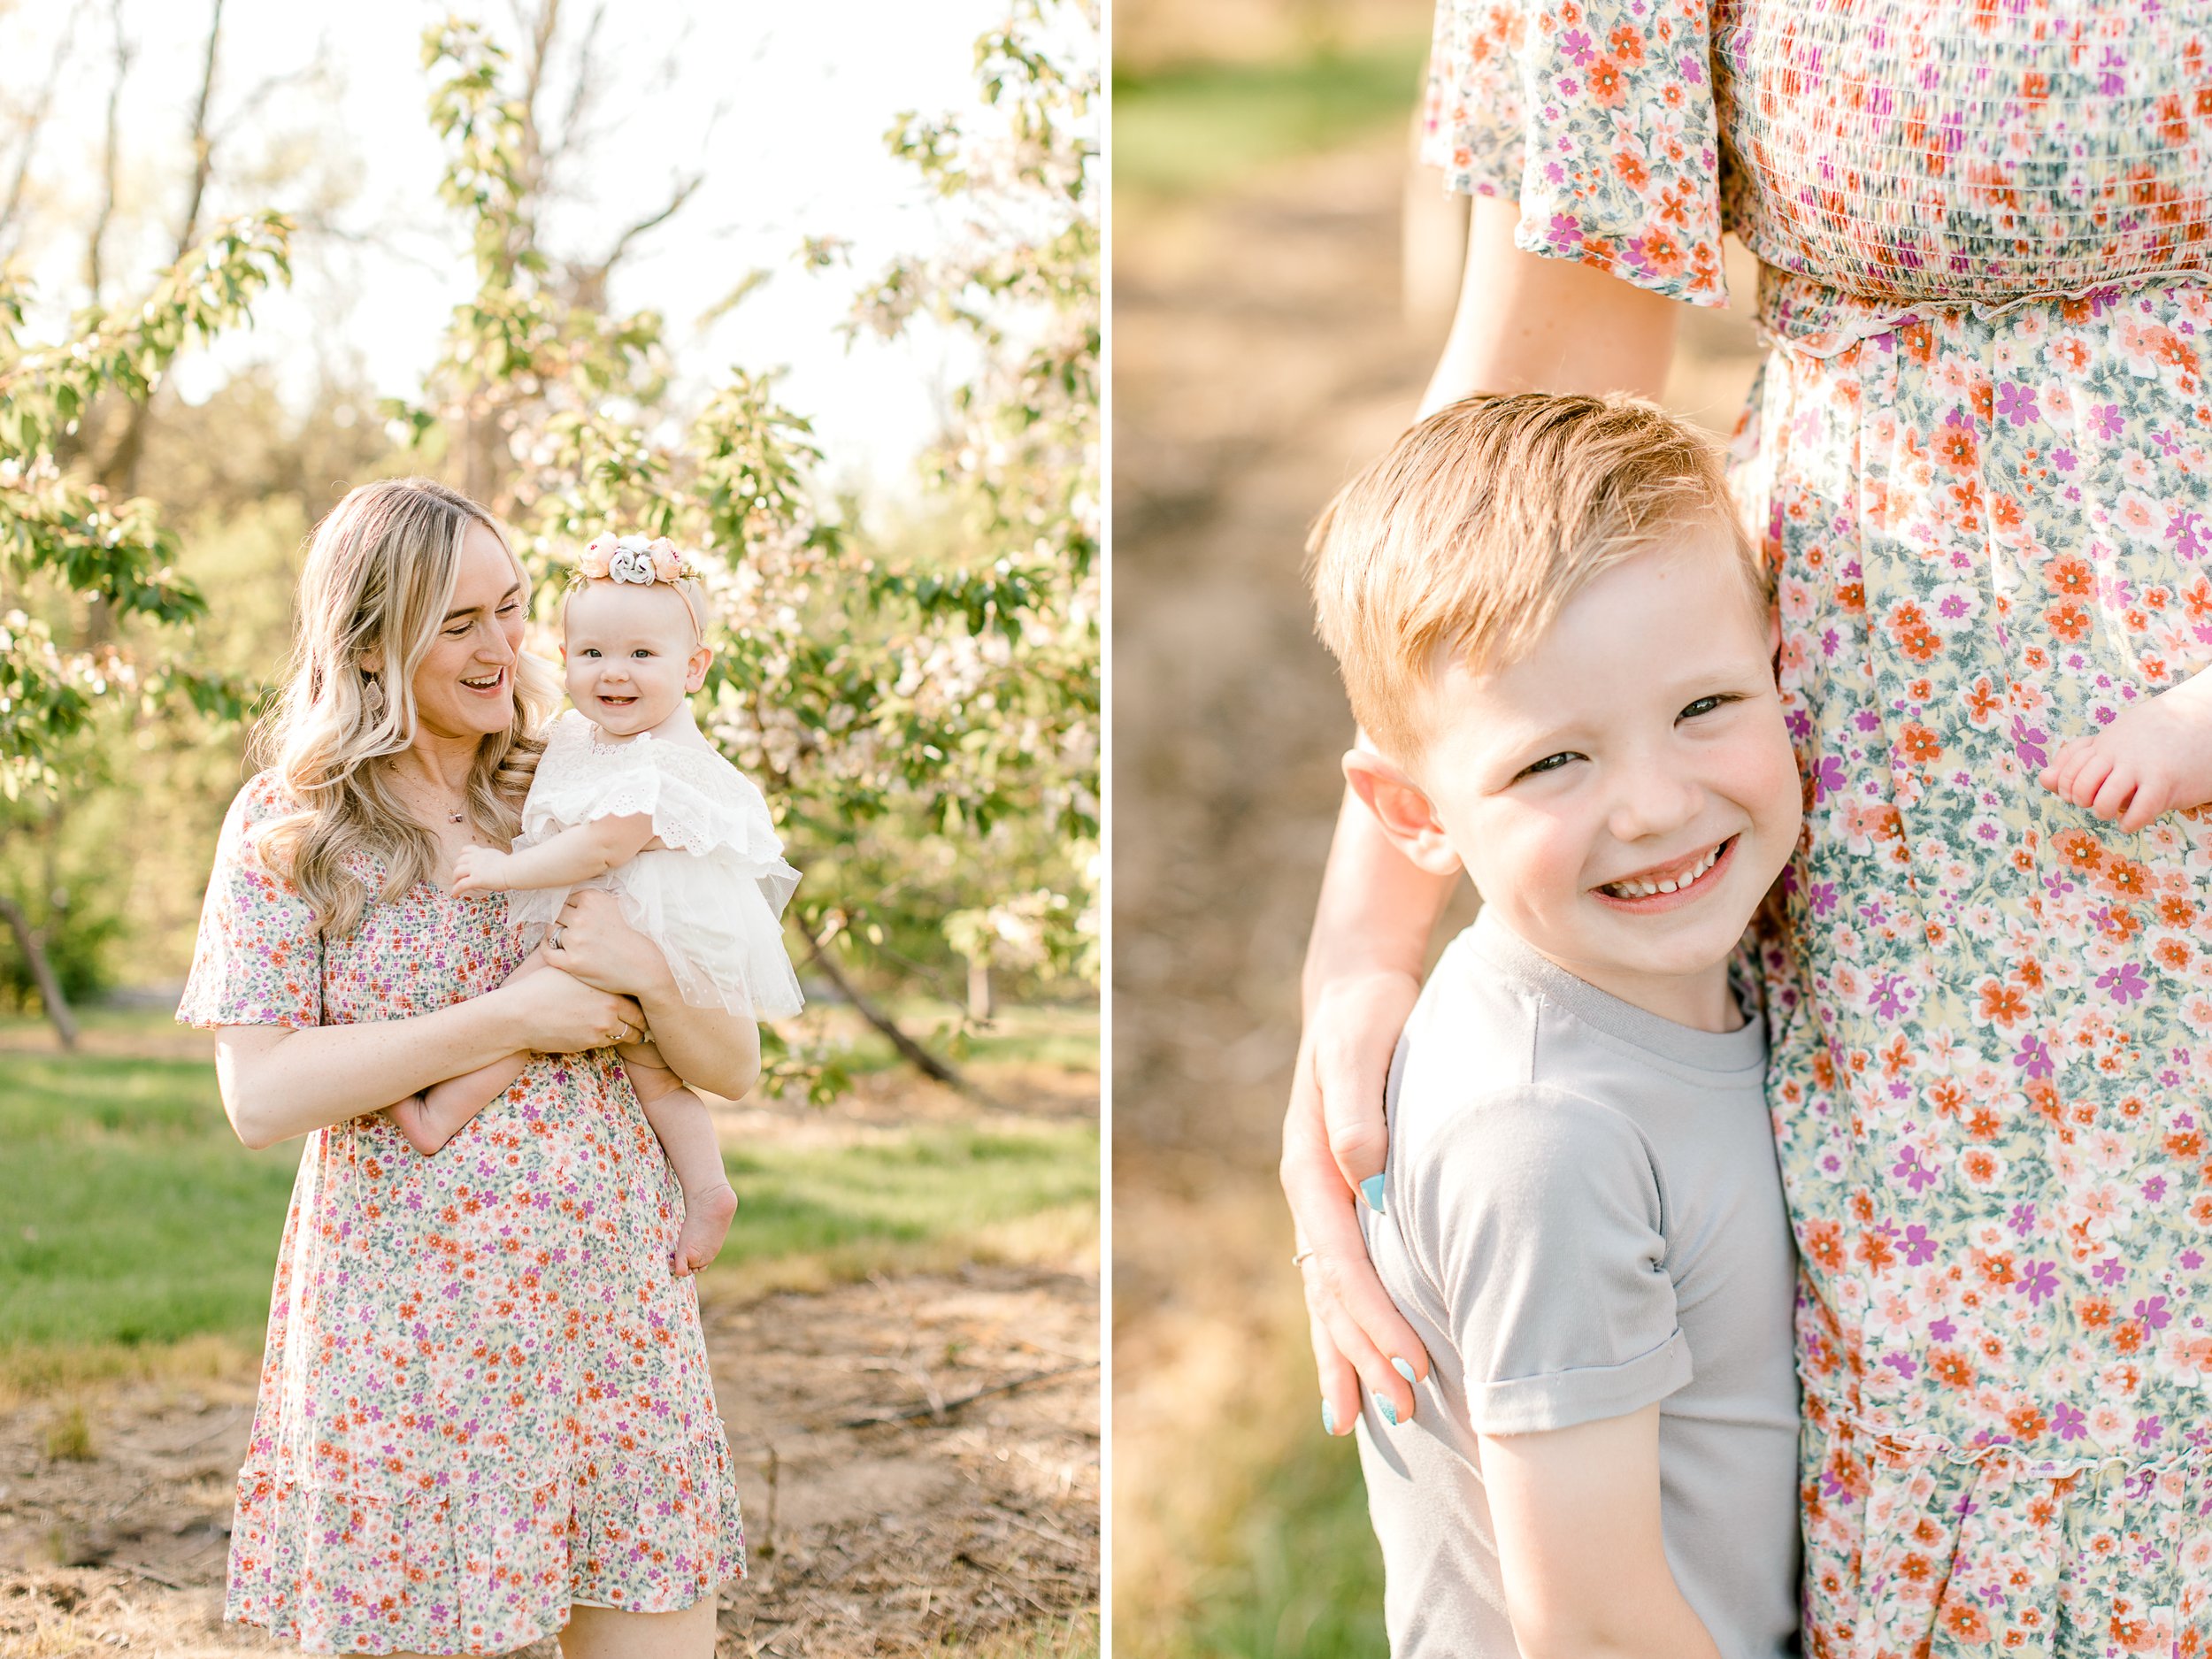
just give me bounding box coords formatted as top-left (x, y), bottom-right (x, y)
top-left (252, 477), bottom-right (562, 936)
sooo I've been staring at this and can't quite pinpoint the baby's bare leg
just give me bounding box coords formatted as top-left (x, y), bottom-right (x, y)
top-left (623, 1040), bottom-right (738, 1278)
top-left (389, 949), bottom-right (547, 1156)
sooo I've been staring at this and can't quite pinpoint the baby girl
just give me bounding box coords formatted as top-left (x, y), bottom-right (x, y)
top-left (392, 533), bottom-right (803, 1275)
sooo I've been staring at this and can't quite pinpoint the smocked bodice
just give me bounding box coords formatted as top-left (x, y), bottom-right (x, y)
top-left (1714, 2), bottom-right (2212, 342)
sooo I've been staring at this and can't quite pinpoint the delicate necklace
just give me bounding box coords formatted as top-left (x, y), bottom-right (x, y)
top-left (391, 770), bottom-right (467, 826)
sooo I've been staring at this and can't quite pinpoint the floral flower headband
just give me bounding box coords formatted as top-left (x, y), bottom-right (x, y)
top-left (572, 534), bottom-right (704, 639)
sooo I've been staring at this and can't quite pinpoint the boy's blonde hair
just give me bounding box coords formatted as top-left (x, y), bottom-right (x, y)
top-left (1307, 392), bottom-right (1767, 763)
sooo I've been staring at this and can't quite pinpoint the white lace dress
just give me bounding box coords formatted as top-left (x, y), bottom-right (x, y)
top-left (510, 710), bottom-right (803, 1019)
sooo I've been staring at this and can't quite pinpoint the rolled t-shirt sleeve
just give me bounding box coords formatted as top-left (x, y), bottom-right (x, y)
top-left (1413, 1084), bottom-right (1687, 1435)
top-left (176, 772), bottom-right (324, 1031)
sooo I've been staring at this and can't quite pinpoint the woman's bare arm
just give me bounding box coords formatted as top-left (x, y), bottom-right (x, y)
top-left (1291, 194), bottom-right (1682, 1435)
top-left (216, 965), bottom-right (644, 1149)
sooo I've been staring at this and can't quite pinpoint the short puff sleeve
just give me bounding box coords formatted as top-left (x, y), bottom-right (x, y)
top-left (1422, 0), bottom-right (1729, 306)
top-left (176, 772), bottom-right (324, 1031)
top-left (1409, 1084), bottom-right (1688, 1435)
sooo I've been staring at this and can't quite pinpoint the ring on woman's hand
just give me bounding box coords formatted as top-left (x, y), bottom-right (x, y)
top-left (1292, 1246), bottom-right (1317, 1270)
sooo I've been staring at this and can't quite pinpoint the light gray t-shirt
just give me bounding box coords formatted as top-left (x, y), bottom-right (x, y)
top-left (1356, 910), bottom-right (1800, 1659)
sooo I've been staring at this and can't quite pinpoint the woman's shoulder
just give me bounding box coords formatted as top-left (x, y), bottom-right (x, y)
top-left (224, 768), bottom-right (306, 837)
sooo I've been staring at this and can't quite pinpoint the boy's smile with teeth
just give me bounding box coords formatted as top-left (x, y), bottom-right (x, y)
top-left (1597, 835), bottom-right (1733, 900)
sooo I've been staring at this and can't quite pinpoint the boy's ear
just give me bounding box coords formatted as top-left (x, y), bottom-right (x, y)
top-left (1342, 749), bottom-right (1463, 877)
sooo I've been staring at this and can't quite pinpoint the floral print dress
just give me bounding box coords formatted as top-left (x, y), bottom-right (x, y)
top-left (1429, 3), bottom-right (2212, 1653)
top-left (180, 772), bottom-right (743, 1655)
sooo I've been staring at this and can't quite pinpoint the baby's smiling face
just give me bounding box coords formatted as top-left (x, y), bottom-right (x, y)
top-left (561, 580), bottom-right (710, 737)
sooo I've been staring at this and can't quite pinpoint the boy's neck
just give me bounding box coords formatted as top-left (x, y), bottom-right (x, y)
top-left (1504, 921), bottom-right (1747, 1034)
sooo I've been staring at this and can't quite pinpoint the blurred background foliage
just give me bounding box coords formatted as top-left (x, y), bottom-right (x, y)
top-left (0, 0), bottom-right (1098, 1095)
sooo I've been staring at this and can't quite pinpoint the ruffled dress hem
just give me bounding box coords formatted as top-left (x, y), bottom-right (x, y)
top-left (222, 1434), bottom-right (745, 1655)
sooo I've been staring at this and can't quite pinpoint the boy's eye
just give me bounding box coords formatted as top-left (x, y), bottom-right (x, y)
top-left (1516, 751), bottom-right (1581, 780)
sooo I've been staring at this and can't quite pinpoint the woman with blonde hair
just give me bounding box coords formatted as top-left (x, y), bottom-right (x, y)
top-left (180, 476), bottom-right (756, 1655)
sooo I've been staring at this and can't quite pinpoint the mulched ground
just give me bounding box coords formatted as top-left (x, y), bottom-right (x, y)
top-left (0, 1260), bottom-right (1098, 1657)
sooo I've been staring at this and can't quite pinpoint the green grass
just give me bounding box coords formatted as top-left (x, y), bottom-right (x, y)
top-left (723, 1121), bottom-right (1096, 1269)
top-left (1113, 37), bottom-right (1429, 198)
top-left (0, 1046), bottom-right (1096, 1377)
top-left (1187, 1433), bottom-right (1386, 1659)
top-left (0, 1054), bottom-right (301, 1351)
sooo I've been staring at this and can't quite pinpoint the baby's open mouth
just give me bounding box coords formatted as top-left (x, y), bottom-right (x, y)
top-left (1597, 835), bottom-right (1734, 900)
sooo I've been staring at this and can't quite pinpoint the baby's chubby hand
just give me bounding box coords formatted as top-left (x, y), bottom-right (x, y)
top-left (450, 845), bottom-right (512, 897)
top-left (2039, 672), bottom-right (2212, 833)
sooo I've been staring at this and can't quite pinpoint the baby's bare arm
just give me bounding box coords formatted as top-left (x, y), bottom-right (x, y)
top-left (452, 813), bottom-right (660, 896)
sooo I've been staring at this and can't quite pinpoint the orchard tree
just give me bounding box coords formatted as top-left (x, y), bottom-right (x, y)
top-left (394, 5), bottom-right (1098, 1099)
top-left (0, 211), bottom-right (292, 1039)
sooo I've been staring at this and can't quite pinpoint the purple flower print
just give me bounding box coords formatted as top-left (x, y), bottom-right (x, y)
top-left (2016, 1259), bottom-right (2058, 1306)
top-left (2099, 962), bottom-right (2150, 1007)
top-left (1549, 212), bottom-right (1581, 245)
top-left (2092, 403), bottom-right (2124, 441)
top-left (2008, 1202), bottom-right (2036, 1238)
top-left (1559, 27), bottom-right (1594, 63)
top-left (2095, 1257), bottom-right (2128, 1286)
top-left (2054, 1402), bottom-right (2087, 1442)
top-left (2170, 507), bottom-right (2210, 561)
top-left (2145, 1175), bottom-right (2169, 1203)
top-left (1870, 974), bottom-right (1914, 1019)
top-left (2136, 1416), bottom-right (2164, 1448)
top-left (2013, 1033), bottom-right (2054, 1079)
top-left (1812, 754), bottom-right (1847, 803)
top-left (2188, 1250), bottom-right (2208, 1271)
top-left (2010, 714), bottom-right (2048, 771)
top-left (1893, 1146), bottom-right (1938, 1193)
top-left (2136, 1295), bottom-right (2173, 1330)
top-left (1931, 1317), bottom-right (1958, 1340)
top-left (1995, 382), bottom-right (2039, 426)
top-left (2053, 448), bottom-right (2078, 472)
top-left (1809, 881), bottom-right (1839, 918)
top-left (1901, 1225), bottom-right (1938, 1265)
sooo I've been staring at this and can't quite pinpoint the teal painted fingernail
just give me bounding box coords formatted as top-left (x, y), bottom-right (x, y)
top-left (1360, 1174), bottom-right (1386, 1214)
top-left (1322, 1400), bottom-right (1337, 1436)
top-left (1391, 1356), bottom-right (1417, 1385)
top-left (1374, 1392), bottom-right (1399, 1428)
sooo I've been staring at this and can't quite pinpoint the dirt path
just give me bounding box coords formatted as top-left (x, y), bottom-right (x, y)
top-left (0, 1262), bottom-right (1098, 1657)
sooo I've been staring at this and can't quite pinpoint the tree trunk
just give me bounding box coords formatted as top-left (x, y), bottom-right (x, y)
top-left (965, 957), bottom-right (994, 1025)
top-left (0, 893), bottom-right (79, 1049)
top-left (803, 936), bottom-right (972, 1094)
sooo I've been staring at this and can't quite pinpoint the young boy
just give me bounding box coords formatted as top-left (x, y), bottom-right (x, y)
top-left (1307, 393), bottom-right (1804, 1659)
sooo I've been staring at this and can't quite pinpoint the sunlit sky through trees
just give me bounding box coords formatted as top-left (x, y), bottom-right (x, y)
top-left (1, 0), bottom-right (1025, 490)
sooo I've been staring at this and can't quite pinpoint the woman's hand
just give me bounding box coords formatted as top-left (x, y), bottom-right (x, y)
top-left (544, 888), bottom-right (759, 1099)
top-left (500, 959), bottom-right (646, 1054)
top-left (542, 888), bottom-right (676, 1001)
top-left (1286, 965), bottom-right (1432, 1434)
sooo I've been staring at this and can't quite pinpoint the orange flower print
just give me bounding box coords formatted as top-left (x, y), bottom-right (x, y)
top-left (1586, 56), bottom-right (1624, 105)
top-left (1930, 1348), bottom-right (1976, 1389)
top-left (1899, 723), bottom-right (1944, 767)
top-left (2046, 599), bottom-right (2093, 641)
